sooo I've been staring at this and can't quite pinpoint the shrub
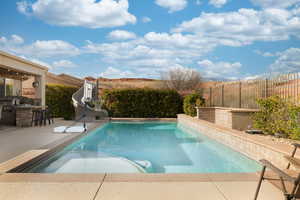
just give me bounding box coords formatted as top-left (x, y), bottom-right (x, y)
top-left (252, 96), bottom-right (300, 139)
top-left (46, 84), bottom-right (79, 120)
top-left (102, 88), bottom-right (183, 118)
top-left (183, 93), bottom-right (205, 117)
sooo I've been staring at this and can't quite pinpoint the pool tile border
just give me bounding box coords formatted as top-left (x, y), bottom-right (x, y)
top-left (110, 118), bottom-right (177, 122)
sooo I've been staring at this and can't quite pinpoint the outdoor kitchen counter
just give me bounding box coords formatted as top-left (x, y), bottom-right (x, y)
top-left (15, 105), bottom-right (46, 127)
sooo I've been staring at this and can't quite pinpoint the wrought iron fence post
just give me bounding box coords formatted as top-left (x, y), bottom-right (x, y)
top-left (265, 78), bottom-right (269, 98)
top-left (221, 85), bottom-right (224, 107)
top-left (239, 81), bottom-right (242, 108)
top-left (209, 87), bottom-right (212, 107)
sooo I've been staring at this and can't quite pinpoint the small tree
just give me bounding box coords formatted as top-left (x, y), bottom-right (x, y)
top-left (161, 67), bottom-right (202, 91)
top-left (183, 93), bottom-right (205, 117)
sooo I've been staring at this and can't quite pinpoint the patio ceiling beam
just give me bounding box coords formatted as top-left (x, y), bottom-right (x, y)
top-left (0, 66), bottom-right (31, 80)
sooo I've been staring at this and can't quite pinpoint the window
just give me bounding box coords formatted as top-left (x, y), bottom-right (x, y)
top-left (5, 79), bottom-right (13, 96)
top-left (0, 78), bottom-right (4, 97)
top-left (0, 78), bottom-right (21, 97)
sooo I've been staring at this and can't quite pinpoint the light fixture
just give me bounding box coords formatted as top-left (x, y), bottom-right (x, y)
top-left (32, 81), bottom-right (39, 88)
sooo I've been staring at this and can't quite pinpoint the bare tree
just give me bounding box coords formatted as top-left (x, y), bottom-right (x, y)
top-left (161, 68), bottom-right (202, 91)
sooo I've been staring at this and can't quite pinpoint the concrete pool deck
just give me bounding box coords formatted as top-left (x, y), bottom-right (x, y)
top-left (0, 118), bottom-right (289, 199)
top-left (0, 173), bottom-right (283, 200)
top-left (0, 119), bottom-right (104, 164)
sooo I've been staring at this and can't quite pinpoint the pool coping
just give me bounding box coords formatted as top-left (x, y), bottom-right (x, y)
top-left (0, 117), bottom-right (261, 182)
top-left (110, 118), bottom-right (177, 122)
top-left (0, 172), bottom-right (259, 182)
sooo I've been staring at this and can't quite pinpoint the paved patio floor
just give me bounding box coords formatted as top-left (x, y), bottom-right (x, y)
top-left (0, 173), bottom-right (283, 200)
top-left (0, 119), bottom-right (91, 163)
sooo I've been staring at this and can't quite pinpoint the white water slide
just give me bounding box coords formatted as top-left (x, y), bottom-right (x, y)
top-left (54, 80), bottom-right (108, 133)
top-left (72, 80), bottom-right (108, 122)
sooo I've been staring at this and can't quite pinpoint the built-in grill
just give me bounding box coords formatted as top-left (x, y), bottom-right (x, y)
top-left (0, 96), bottom-right (34, 125)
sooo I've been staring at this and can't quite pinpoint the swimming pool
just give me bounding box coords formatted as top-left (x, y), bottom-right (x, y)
top-left (27, 122), bottom-right (261, 173)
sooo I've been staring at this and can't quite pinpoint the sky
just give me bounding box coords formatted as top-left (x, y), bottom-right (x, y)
top-left (0, 0), bottom-right (300, 80)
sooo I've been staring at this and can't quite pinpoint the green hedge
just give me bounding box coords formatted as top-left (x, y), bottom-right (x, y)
top-left (183, 93), bottom-right (205, 117)
top-left (46, 84), bottom-right (78, 120)
top-left (102, 88), bottom-right (183, 118)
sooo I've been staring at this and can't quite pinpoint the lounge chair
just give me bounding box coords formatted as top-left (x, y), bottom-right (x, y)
top-left (254, 143), bottom-right (300, 200)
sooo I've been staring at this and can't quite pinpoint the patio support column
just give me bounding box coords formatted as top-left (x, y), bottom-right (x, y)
top-left (34, 74), bottom-right (46, 106)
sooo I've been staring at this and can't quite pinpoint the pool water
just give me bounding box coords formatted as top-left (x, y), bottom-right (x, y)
top-left (28, 122), bottom-right (261, 173)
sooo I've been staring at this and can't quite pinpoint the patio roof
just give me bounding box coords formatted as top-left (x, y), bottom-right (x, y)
top-left (0, 51), bottom-right (48, 76)
top-left (0, 50), bottom-right (49, 105)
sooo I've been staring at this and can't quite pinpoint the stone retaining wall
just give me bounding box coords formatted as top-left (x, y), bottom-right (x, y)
top-left (178, 114), bottom-right (295, 169)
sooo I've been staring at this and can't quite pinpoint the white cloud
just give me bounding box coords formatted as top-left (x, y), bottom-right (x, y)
top-left (195, 0), bottom-right (202, 5)
top-left (198, 59), bottom-right (242, 79)
top-left (53, 60), bottom-right (77, 68)
top-left (0, 34), bottom-right (24, 45)
top-left (251, 0), bottom-right (300, 8)
top-left (5, 1), bottom-right (300, 81)
top-left (209, 0), bottom-right (227, 8)
top-left (100, 67), bottom-right (135, 78)
top-left (244, 75), bottom-right (262, 80)
top-left (16, 1), bottom-right (31, 16)
top-left (17, 0), bottom-right (136, 28)
top-left (155, 0), bottom-right (187, 13)
top-left (107, 30), bottom-right (137, 40)
top-left (23, 40), bottom-right (80, 58)
top-left (30, 58), bottom-right (52, 69)
top-left (85, 28), bottom-right (244, 79)
top-left (269, 48), bottom-right (300, 73)
top-left (11, 35), bottom-right (24, 44)
top-left (254, 50), bottom-right (277, 57)
top-left (0, 35), bottom-right (80, 58)
top-left (84, 32), bottom-right (215, 78)
top-left (142, 17), bottom-right (152, 23)
top-left (19, 55), bottom-right (52, 69)
top-left (173, 8), bottom-right (300, 45)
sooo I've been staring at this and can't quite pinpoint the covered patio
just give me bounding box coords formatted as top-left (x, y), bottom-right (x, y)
top-left (0, 51), bottom-right (48, 127)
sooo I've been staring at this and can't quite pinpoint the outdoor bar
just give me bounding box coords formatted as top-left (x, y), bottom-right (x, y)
top-left (0, 51), bottom-right (48, 127)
